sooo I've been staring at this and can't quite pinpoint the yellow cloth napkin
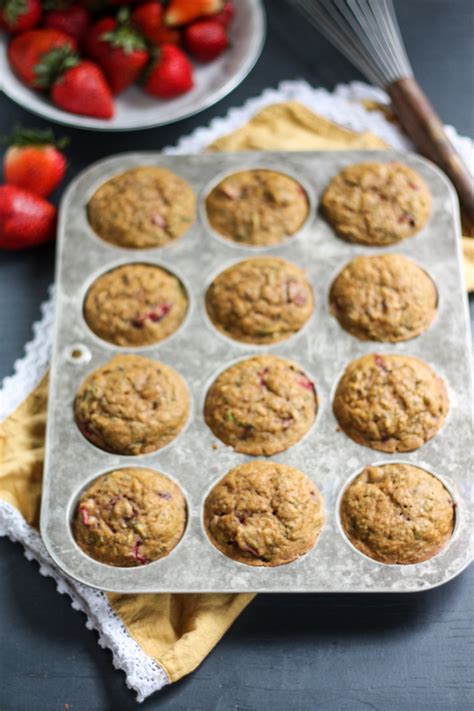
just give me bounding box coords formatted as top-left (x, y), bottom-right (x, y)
top-left (1, 101), bottom-right (471, 689)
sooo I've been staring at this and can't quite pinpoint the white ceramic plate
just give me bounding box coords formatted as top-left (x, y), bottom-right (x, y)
top-left (0, 0), bottom-right (265, 131)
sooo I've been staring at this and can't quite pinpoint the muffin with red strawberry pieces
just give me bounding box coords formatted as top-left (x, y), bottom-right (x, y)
top-left (87, 166), bottom-right (196, 248)
top-left (333, 354), bottom-right (449, 452)
top-left (83, 263), bottom-right (188, 346)
top-left (204, 461), bottom-right (325, 566)
top-left (205, 257), bottom-right (314, 344)
top-left (204, 356), bottom-right (318, 455)
top-left (321, 162), bottom-right (431, 245)
top-left (74, 354), bottom-right (189, 455)
top-left (205, 169), bottom-right (310, 246)
top-left (72, 467), bottom-right (187, 567)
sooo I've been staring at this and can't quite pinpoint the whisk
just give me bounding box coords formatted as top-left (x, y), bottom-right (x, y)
top-left (289, 0), bottom-right (474, 228)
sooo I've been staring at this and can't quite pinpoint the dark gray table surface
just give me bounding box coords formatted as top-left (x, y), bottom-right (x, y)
top-left (1, 1), bottom-right (473, 709)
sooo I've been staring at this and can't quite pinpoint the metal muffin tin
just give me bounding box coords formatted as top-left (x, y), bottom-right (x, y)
top-left (41, 151), bottom-right (473, 593)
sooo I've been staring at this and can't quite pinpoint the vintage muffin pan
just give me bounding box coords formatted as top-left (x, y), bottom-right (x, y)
top-left (41, 151), bottom-right (473, 592)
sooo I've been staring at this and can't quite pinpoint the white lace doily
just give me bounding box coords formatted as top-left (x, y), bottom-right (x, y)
top-left (1, 80), bottom-right (473, 702)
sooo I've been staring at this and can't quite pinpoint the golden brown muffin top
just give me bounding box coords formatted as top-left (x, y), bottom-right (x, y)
top-left (340, 463), bottom-right (455, 564)
top-left (72, 467), bottom-right (187, 567)
top-left (204, 461), bottom-right (325, 566)
top-left (321, 162), bottom-right (431, 245)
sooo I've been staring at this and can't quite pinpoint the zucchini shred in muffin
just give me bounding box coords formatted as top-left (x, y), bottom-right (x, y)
top-left (205, 257), bottom-right (314, 344)
top-left (204, 461), bottom-right (325, 566)
top-left (83, 263), bottom-right (188, 347)
top-left (205, 169), bottom-right (309, 246)
top-left (329, 254), bottom-right (438, 342)
top-left (72, 467), bottom-right (187, 567)
top-left (204, 355), bottom-right (318, 456)
top-left (87, 166), bottom-right (196, 249)
top-left (74, 354), bottom-right (189, 455)
top-left (321, 162), bottom-right (431, 246)
top-left (340, 463), bottom-right (455, 564)
top-left (333, 354), bottom-right (449, 453)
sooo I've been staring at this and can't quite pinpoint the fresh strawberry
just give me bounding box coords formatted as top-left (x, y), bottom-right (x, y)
top-left (164, 0), bottom-right (223, 27)
top-left (184, 19), bottom-right (228, 62)
top-left (51, 58), bottom-right (114, 118)
top-left (153, 24), bottom-right (180, 45)
top-left (3, 127), bottom-right (68, 198)
top-left (214, 0), bottom-right (234, 26)
top-left (43, 4), bottom-right (91, 43)
top-left (8, 29), bottom-right (77, 88)
top-left (84, 9), bottom-right (149, 94)
top-left (0, 184), bottom-right (56, 250)
top-left (142, 43), bottom-right (193, 98)
top-left (131, 2), bottom-right (181, 45)
top-left (0, 0), bottom-right (42, 34)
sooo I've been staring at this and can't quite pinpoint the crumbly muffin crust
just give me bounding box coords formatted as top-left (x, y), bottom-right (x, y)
top-left (204, 356), bottom-right (318, 456)
top-left (205, 257), bottom-right (314, 344)
top-left (333, 354), bottom-right (448, 452)
top-left (329, 254), bottom-right (437, 342)
top-left (205, 169), bottom-right (309, 246)
top-left (74, 354), bottom-right (189, 455)
top-left (204, 461), bottom-right (325, 566)
top-left (87, 167), bottom-right (196, 249)
top-left (340, 463), bottom-right (455, 564)
top-left (321, 162), bottom-right (431, 245)
top-left (83, 263), bottom-right (188, 347)
top-left (72, 467), bottom-right (187, 567)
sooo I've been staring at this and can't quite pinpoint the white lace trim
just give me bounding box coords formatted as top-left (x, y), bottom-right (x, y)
top-left (1, 80), bottom-right (472, 701)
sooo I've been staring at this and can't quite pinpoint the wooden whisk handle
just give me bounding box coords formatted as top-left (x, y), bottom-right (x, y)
top-left (387, 77), bottom-right (474, 230)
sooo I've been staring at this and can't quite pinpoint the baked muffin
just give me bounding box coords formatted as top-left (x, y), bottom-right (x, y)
top-left (329, 254), bottom-right (437, 342)
top-left (74, 354), bottom-right (189, 455)
top-left (321, 162), bottom-right (431, 245)
top-left (87, 167), bottom-right (196, 249)
top-left (205, 257), bottom-right (313, 344)
top-left (333, 354), bottom-right (448, 452)
top-left (204, 461), bottom-right (325, 566)
top-left (83, 263), bottom-right (188, 347)
top-left (204, 356), bottom-right (317, 456)
top-left (205, 169), bottom-right (309, 246)
top-left (72, 467), bottom-right (187, 567)
top-left (340, 463), bottom-right (455, 564)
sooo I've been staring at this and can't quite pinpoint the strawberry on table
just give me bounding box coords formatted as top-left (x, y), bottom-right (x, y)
top-left (51, 58), bottom-right (114, 118)
top-left (84, 9), bottom-right (149, 94)
top-left (142, 43), bottom-right (193, 98)
top-left (0, 0), bottom-right (42, 34)
top-left (0, 184), bottom-right (56, 250)
top-left (3, 127), bottom-right (68, 198)
top-left (184, 18), bottom-right (228, 62)
top-left (164, 0), bottom-right (223, 27)
top-left (8, 28), bottom-right (77, 88)
top-left (43, 4), bottom-right (91, 44)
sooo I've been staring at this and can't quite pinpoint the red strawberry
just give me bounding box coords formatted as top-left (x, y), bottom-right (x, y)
top-left (0, 0), bottom-right (42, 34)
top-left (142, 43), bottom-right (193, 98)
top-left (43, 5), bottom-right (91, 43)
top-left (51, 58), bottom-right (114, 118)
top-left (0, 184), bottom-right (56, 249)
top-left (131, 2), bottom-right (181, 45)
top-left (184, 19), bottom-right (228, 62)
top-left (84, 9), bottom-right (149, 94)
top-left (214, 0), bottom-right (234, 26)
top-left (164, 0), bottom-right (223, 27)
top-left (3, 127), bottom-right (68, 197)
top-left (8, 29), bottom-right (77, 88)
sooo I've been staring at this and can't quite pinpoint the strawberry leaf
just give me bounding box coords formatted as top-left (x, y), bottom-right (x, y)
top-left (3, 126), bottom-right (69, 149)
top-left (34, 47), bottom-right (79, 89)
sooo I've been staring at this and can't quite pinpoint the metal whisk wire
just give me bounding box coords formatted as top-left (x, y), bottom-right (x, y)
top-left (291, 0), bottom-right (413, 87)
